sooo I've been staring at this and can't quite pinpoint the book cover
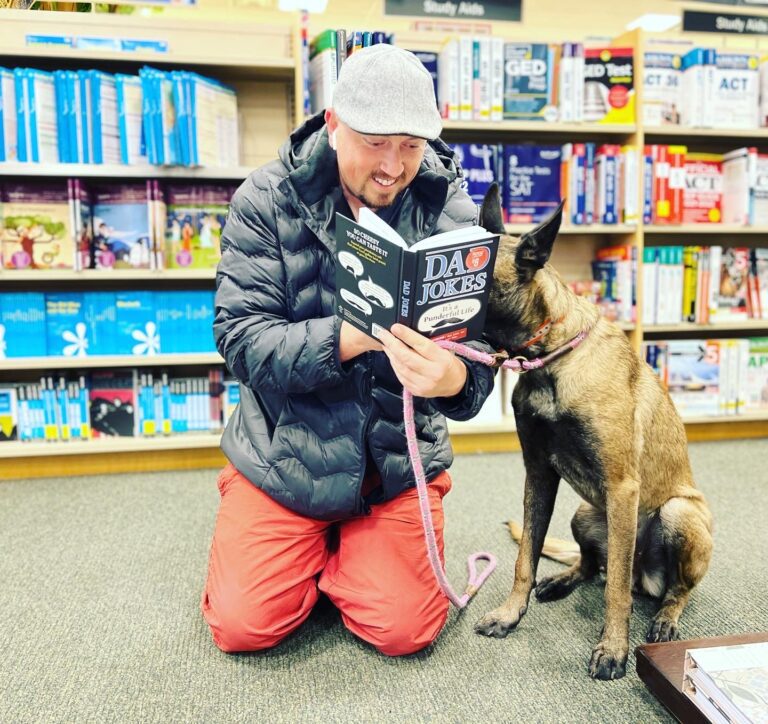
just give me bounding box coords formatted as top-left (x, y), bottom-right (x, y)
top-left (163, 183), bottom-right (233, 269)
top-left (745, 337), bottom-right (768, 411)
top-left (1, 182), bottom-right (75, 270)
top-left (449, 143), bottom-right (501, 206)
top-left (502, 144), bottom-right (562, 223)
top-left (713, 248), bottom-right (750, 321)
top-left (89, 370), bottom-right (137, 437)
top-left (667, 339), bottom-right (721, 417)
top-left (334, 210), bottom-right (499, 342)
top-left (45, 292), bottom-right (89, 357)
top-left (91, 182), bottom-right (153, 269)
top-left (0, 386), bottom-right (18, 442)
top-left (642, 51), bottom-right (681, 126)
top-left (0, 68), bottom-right (18, 162)
top-left (115, 291), bottom-right (160, 356)
top-left (502, 42), bottom-right (557, 122)
top-left (684, 641), bottom-right (768, 724)
top-left (583, 47), bottom-right (635, 124)
top-left (683, 153), bottom-right (723, 224)
top-left (714, 53), bottom-right (760, 131)
top-left (0, 292), bottom-right (47, 358)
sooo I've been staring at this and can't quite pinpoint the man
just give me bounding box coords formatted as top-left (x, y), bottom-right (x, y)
top-left (202, 43), bottom-right (495, 657)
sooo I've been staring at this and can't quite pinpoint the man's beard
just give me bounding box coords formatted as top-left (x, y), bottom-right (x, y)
top-left (347, 175), bottom-right (403, 209)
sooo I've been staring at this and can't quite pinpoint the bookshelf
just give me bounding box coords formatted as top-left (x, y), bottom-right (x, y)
top-left (1, 16), bottom-right (767, 478)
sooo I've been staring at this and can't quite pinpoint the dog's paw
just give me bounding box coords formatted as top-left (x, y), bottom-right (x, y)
top-left (474, 607), bottom-right (524, 639)
top-left (646, 615), bottom-right (679, 643)
top-left (588, 640), bottom-right (628, 680)
top-left (535, 574), bottom-right (576, 602)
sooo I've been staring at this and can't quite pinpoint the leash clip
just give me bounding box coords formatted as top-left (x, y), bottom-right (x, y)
top-left (510, 356), bottom-right (530, 373)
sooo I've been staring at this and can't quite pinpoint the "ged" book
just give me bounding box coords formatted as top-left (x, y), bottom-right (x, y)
top-left (335, 209), bottom-right (500, 343)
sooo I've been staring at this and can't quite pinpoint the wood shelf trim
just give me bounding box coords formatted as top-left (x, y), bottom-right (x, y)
top-left (440, 120), bottom-right (636, 135)
top-left (0, 353), bottom-right (223, 371)
top-left (644, 224), bottom-right (768, 234)
top-left (0, 269), bottom-right (217, 281)
top-left (0, 162), bottom-right (252, 179)
top-left (505, 223), bottom-right (637, 235)
top-left (644, 126), bottom-right (768, 139)
top-left (645, 320), bottom-right (768, 333)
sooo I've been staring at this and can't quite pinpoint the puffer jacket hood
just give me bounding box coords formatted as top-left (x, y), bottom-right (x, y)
top-left (214, 113), bottom-right (495, 520)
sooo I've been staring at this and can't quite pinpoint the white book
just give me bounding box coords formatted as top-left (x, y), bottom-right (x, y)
top-left (27, 70), bottom-right (59, 163)
top-left (477, 37), bottom-right (491, 122)
top-left (459, 36), bottom-right (473, 121)
top-left (490, 37), bottom-right (504, 122)
top-left (0, 68), bottom-right (17, 162)
top-left (558, 42), bottom-right (575, 122)
top-left (643, 51), bottom-right (681, 126)
top-left (437, 39), bottom-right (460, 120)
top-left (573, 43), bottom-right (585, 122)
top-left (621, 145), bottom-right (639, 225)
top-left (753, 154), bottom-right (768, 225)
top-left (721, 147), bottom-right (756, 226)
top-left (714, 53), bottom-right (759, 130)
top-left (760, 56), bottom-right (768, 127)
top-left (707, 245), bottom-right (722, 321)
top-left (642, 247), bottom-right (658, 326)
top-left (735, 338), bottom-right (750, 413)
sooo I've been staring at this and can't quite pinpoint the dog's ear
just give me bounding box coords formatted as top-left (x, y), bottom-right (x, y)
top-left (479, 183), bottom-right (505, 235)
top-left (515, 199), bottom-right (565, 278)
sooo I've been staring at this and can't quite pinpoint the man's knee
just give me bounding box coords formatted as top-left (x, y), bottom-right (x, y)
top-left (202, 587), bottom-right (315, 654)
top-left (349, 595), bottom-right (449, 657)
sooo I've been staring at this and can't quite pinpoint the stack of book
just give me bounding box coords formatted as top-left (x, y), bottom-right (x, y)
top-left (683, 641), bottom-right (768, 722)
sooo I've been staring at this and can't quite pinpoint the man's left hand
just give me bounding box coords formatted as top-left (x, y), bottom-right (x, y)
top-left (377, 324), bottom-right (467, 398)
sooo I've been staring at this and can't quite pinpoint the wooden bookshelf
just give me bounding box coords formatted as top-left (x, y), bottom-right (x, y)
top-left (0, 162), bottom-right (253, 181)
top-left (0, 353), bottom-right (223, 371)
top-left (0, 269), bottom-right (217, 281)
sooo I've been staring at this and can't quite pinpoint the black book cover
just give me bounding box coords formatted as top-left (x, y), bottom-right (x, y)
top-left (334, 212), bottom-right (499, 342)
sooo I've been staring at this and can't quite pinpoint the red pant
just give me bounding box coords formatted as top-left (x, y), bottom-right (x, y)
top-left (201, 463), bottom-right (452, 656)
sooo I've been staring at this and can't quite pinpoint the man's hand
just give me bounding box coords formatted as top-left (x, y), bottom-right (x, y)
top-left (377, 324), bottom-right (467, 398)
top-left (339, 321), bottom-right (383, 362)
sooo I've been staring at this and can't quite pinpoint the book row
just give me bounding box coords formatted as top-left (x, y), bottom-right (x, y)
top-left (0, 368), bottom-right (237, 443)
top-left (644, 337), bottom-right (768, 418)
top-left (0, 179), bottom-right (237, 271)
top-left (0, 290), bottom-right (216, 358)
top-left (306, 28), bottom-right (393, 116)
top-left (452, 142), bottom-right (637, 226)
top-left (0, 66), bottom-right (239, 167)
top-left (645, 145), bottom-right (768, 227)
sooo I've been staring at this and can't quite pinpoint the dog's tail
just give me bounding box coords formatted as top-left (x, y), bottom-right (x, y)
top-left (506, 520), bottom-right (581, 566)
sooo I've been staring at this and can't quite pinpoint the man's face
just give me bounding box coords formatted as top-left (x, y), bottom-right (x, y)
top-left (332, 118), bottom-right (427, 210)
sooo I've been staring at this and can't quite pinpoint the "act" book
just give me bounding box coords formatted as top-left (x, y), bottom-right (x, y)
top-left (335, 209), bottom-right (500, 342)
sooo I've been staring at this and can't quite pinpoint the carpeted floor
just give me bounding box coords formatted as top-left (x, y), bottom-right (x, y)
top-left (1, 438), bottom-right (767, 723)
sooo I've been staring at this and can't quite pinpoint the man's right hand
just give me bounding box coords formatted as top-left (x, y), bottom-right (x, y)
top-left (339, 321), bottom-right (383, 362)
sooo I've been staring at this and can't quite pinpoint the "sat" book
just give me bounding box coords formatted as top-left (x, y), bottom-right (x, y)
top-left (335, 209), bottom-right (500, 342)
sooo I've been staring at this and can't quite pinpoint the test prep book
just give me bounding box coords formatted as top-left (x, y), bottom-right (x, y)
top-left (334, 210), bottom-right (499, 342)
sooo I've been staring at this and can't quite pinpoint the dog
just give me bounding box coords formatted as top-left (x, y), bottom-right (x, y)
top-left (473, 185), bottom-right (713, 681)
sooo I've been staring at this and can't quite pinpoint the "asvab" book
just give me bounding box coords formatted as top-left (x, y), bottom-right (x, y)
top-left (334, 209), bottom-right (499, 342)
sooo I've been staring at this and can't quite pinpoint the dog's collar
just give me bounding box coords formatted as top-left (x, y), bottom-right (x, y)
top-left (515, 316), bottom-right (561, 350)
top-left (502, 327), bottom-right (590, 373)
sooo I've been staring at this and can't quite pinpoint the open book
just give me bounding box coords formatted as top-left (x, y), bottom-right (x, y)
top-left (334, 208), bottom-right (500, 342)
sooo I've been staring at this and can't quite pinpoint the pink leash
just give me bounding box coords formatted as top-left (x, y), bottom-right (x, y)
top-left (402, 331), bottom-right (591, 609)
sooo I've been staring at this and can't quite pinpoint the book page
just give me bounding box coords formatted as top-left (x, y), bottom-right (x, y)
top-left (357, 207), bottom-right (407, 248)
top-left (411, 225), bottom-right (492, 251)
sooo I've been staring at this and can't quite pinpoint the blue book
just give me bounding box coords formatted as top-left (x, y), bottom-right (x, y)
top-left (188, 290), bottom-right (216, 353)
top-left (115, 290), bottom-right (159, 356)
top-left (155, 290), bottom-right (185, 354)
top-left (503, 43), bottom-right (557, 121)
top-left (77, 70), bottom-right (92, 164)
top-left (411, 51), bottom-right (438, 106)
top-left (89, 71), bottom-right (119, 165)
top-left (45, 292), bottom-right (88, 357)
top-left (53, 70), bottom-right (69, 163)
top-left (26, 69), bottom-right (58, 163)
top-left (115, 74), bottom-right (146, 165)
top-left (14, 69), bottom-right (29, 163)
top-left (585, 143), bottom-right (595, 225)
top-left (0, 292), bottom-right (47, 357)
top-left (450, 143), bottom-right (502, 206)
top-left (502, 144), bottom-right (562, 223)
top-left (0, 68), bottom-right (18, 162)
top-left (84, 291), bottom-right (117, 356)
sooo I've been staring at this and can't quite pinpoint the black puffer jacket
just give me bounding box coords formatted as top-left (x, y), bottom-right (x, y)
top-left (214, 113), bottom-right (495, 520)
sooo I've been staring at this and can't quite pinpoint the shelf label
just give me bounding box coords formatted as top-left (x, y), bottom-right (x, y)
top-left (26, 35), bottom-right (74, 47)
top-left (120, 39), bottom-right (169, 53)
top-left (385, 0), bottom-right (520, 22)
top-left (683, 9), bottom-right (768, 35)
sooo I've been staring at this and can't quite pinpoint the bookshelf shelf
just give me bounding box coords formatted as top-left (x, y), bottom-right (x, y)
top-left (0, 162), bottom-right (253, 180)
top-left (0, 433), bottom-right (222, 459)
top-left (0, 353), bottom-right (223, 372)
top-left (644, 126), bottom-right (768, 140)
top-left (645, 320), bottom-right (768, 334)
top-left (440, 120), bottom-right (636, 136)
top-left (0, 269), bottom-right (217, 282)
top-left (644, 225), bottom-right (768, 235)
top-left (506, 223), bottom-right (637, 235)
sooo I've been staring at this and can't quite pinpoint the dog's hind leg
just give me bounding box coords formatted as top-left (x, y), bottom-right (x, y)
top-left (535, 502), bottom-right (606, 602)
top-left (475, 465), bottom-right (560, 639)
top-left (647, 495), bottom-right (713, 643)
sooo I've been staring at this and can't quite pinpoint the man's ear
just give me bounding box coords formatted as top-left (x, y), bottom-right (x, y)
top-left (479, 183), bottom-right (505, 235)
top-left (515, 199), bottom-right (565, 276)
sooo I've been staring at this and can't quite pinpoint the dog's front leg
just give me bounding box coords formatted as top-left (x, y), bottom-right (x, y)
top-left (475, 467), bottom-right (559, 638)
top-left (588, 478), bottom-right (639, 680)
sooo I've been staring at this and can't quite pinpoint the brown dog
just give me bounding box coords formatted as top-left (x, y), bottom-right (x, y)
top-left (474, 185), bottom-right (713, 680)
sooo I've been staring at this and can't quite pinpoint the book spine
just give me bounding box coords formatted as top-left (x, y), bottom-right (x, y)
top-left (398, 250), bottom-right (418, 329)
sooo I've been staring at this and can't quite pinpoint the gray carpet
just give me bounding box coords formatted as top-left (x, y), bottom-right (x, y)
top-left (2, 438), bottom-right (767, 723)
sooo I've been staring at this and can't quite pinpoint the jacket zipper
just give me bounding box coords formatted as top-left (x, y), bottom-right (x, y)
top-left (356, 357), bottom-right (374, 516)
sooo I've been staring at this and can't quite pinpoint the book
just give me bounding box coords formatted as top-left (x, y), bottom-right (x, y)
top-left (683, 641), bottom-right (768, 724)
top-left (582, 47), bottom-right (635, 125)
top-left (334, 209), bottom-right (499, 342)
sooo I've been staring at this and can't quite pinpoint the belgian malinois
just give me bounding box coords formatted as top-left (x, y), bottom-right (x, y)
top-left (474, 185), bottom-right (713, 680)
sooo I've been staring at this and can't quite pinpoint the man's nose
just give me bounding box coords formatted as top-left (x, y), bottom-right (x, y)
top-left (379, 147), bottom-right (404, 178)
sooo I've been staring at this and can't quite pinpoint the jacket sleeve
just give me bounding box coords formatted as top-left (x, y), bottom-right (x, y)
top-left (431, 342), bottom-right (497, 421)
top-left (214, 174), bottom-right (349, 394)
